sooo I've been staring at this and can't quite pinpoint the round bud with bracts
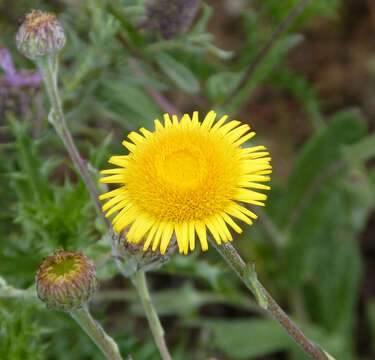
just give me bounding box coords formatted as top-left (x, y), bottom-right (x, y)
top-left (111, 229), bottom-right (176, 278)
top-left (36, 251), bottom-right (98, 312)
top-left (16, 10), bottom-right (65, 60)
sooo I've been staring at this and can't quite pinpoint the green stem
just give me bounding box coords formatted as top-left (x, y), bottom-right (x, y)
top-left (71, 305), bottom-right (123, 360)
top-left (211, 240), bottom-right (334, 360)
top-left (132, 271), bottom-right (172, 360)
top-left (35, 55), bottom-right (108, 226)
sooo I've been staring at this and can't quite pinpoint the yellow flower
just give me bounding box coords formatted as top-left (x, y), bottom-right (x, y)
top-left (99, 111), bottom-right (271, 254)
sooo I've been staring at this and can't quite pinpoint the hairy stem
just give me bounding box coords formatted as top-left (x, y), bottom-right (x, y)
top-left (211, 240), bottom-right (334, 360)
top-left (132, 271), bottom-right (172, 360)
top-left (36, 55), bottom-right (108, 226)
top-left (71, 305), bottom-right (123, 360)
top-left (225, 0), bottom-right (312, 106)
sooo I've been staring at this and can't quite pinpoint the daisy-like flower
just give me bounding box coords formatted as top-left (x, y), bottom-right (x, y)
top-left (100, 111), bottom-right (271, 254)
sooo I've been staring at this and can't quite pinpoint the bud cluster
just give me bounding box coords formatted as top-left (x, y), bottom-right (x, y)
top-left (16, 10), bottom-right (65, 60)
top-left (36, 251), bottom-right (98, 312)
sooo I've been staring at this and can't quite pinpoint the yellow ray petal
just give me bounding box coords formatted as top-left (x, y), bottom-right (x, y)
top-left (160, 224), bottom-right (174, 254)
top-left (108, 155), bottom-right (129, 167)
top-left (122, 140), bottom-right (136, 152)
top-left (102, 194), bottom-right (126, 212)
top-left (143, 224), bottom-right (159, 250)
top-left (128, 131), bottom-right (145, 144)
top-left (100, 168), bottom-right (125, 175)
top-left (227, 125), bottom-right (250, 143)
top-left (205, 217), bottom-right (222, 245)
top-left (191, 111), bottom-right (199, 126)
top-left (163, 113), bottom-right (172, 128)
top-left (233, 131), bottom-right (256, 146)
top-left (152, 223), bottom-right (165, 251)
top-left (99, 174), bottom-right (125, 184)
top-left (154, 119), bottom-right (164, 131)
top-left (222, 212), bottom-right (243, 233)
top-left (201, 111), bottom-right (216, 129)
top-left (99, 186), bottom-right (127, 200)
top-left (195, 222), bottom-right (208, 251)
top-left (211, 115), bottom-right (228, 131)
top-left (189, 222), bottom-right (196, 251)
top-left (217, 120), bottom-right (240, 136)
top-left (139, 127), bottom-right (152, 138)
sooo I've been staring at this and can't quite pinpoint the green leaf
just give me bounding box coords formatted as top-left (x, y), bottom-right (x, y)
top-left (98, 79), bottom-right (161, 130)
top-left (191, 4), bottom-right (213, 34)
top-left (278, 109), bottom-right (366, 228)
top-left (155, 52), bottom-right (200, 94)
top-left (202, 318), bottom-right (293, 359)
top-left (0, 300), bottom-right (48, 360)
top-left (205, 72), bottom-right (243, 102)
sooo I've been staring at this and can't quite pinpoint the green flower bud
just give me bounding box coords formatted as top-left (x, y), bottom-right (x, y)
top-left (112, 229), bottom-right (176, 277)
top-left (16, 10), bottom-right (65, 60)
top-left (36, 251), bottom-right (98, 312)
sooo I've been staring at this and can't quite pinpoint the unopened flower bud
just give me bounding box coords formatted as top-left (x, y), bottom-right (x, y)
top-left (142, 0), bottom-right (201, 40)
top-left (16, 10), bottom-right (65, 60)
top-left (36, 251), bottom-right (98, 312)
top-left (112, 229), bottom-right (176, 277)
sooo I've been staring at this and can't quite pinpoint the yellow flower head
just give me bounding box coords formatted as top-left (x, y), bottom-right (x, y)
top-left (99, 111), bottom-right (271, 255)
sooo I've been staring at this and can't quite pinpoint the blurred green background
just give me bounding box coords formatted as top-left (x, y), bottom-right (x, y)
top-left (1, 0), bottom-right (375, 359)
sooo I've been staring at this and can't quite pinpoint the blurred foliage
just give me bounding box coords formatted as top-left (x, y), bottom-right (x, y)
top-left (1, 0), bottom-right (374, 359)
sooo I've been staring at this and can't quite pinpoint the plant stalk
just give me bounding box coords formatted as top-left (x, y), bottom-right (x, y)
top-left (211, 240), bottom-right (334, 360)
top-left (71, 305), bottom-right (123, 360)
top-left (36, 55), bottom-right (108, 226)
top-left (224, 0), bottom-right (312, 106)
top-left (132, 271), bottom-right (172, 360)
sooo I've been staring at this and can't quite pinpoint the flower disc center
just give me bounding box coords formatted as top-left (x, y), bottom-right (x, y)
top-left (162, 149), bottom-right (199, 189)
top-left (47, 257), bottom-right (78, 279)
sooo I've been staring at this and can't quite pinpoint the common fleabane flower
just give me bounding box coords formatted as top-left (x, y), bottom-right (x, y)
top-left (100, 111), bottom-right (271, 254)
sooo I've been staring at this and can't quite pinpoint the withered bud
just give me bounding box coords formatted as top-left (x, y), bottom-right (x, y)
top-left (142, 0), bottom-right (201, 40)
top-left (36, 251), bottom-right (98, 312)
top-left (16, 10), bottom-right (65, 60)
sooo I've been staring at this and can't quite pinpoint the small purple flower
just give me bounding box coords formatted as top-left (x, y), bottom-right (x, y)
top-left (142, 0), bottom-right (201, 40)
top-left (0, 45), bottom-right (42, 88)
top-left (0, 45), bottom-right (42, 118)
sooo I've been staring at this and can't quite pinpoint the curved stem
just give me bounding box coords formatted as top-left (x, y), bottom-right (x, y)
top-left (71, 305), bottom-right (123, 360)
top-left (132, 271), bottom-right (172, 360)
top-left (210, 240), bottom-right (334, 360)
top-left (36, 55), bottom-right (108, 226)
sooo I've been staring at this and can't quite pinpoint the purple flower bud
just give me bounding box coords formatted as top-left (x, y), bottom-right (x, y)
top-left (142, 0), bottom-right (201, 40)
